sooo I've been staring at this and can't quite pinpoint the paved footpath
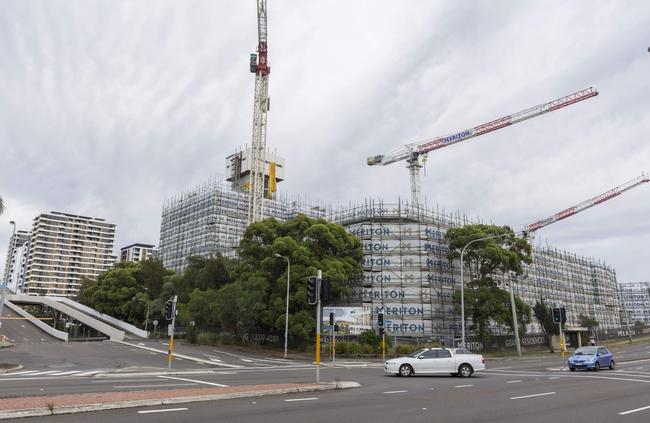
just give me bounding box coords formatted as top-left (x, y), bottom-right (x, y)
top-left (0, 381), bottom-right (359, 420)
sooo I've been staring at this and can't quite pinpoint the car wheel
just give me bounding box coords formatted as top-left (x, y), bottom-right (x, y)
top-left (594, 362), bottom-right (600, 372)
top-left (609, 360), bottom-right (615, 370)
top-left (569, 367), bottom-right (575, 372)
top-left (399, 364), bottom-right (414, 377)
top-left (458, 364), bottom-right (473, 378)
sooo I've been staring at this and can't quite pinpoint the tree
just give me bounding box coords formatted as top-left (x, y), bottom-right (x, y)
top-left (446, 224), bottom-right (532, 342)
top-left (78, 260), bottom-right (176, 327)
top-left (78, 262), bottom-right (142, 324)
top-left (533, 298), bottom-right (559, 352)
top-left (578, 314), bottom-right (599, 336)
top-left (220, 215), bottom-right (363, 345)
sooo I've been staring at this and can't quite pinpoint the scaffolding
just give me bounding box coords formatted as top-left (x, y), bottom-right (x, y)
top-left (330, 198), bottom-right (621, 341)
top-left (159, 175), bottom-right (329, 272)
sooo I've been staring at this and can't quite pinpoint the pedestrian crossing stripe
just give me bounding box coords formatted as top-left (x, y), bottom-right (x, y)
top-left (0, 369), bottom-right (106, 377)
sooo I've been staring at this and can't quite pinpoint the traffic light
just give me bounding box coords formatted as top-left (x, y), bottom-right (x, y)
top-left (164, 299), bottom-right (174, 321)
top-left (560, 307), bottom-right (567, 325)
top-left (378, 313), bottom-right (384, 327)
top-left (552, 307), bottom-right (561, 324)
top-left (334, 324), bottom-right (339, 333)
top-left (379, 327), bottom-right (385, 335)
top-left (320, 279), bottom-right (331, 303)
top-left (329, 312), bottom-right (334, 326)
top-left (307, 276), bottom-right (318, 305)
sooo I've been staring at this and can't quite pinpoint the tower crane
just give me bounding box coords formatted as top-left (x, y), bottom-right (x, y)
top-left (367, 87), bottom-right (599, 207)
top-left (522, 172), bottom-right (649, 237)
top-left (248, 0), bottom-right (270, 224)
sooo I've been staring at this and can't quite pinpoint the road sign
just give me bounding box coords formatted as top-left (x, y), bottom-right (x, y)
top-left (152, 319), bottom-right (158, 326)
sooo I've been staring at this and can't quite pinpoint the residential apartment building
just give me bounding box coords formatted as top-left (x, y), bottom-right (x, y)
top-left (2, 230), bottom-right (30, 293)
top-left (18, 212), bottom-right (116, 297)
top-left (120, 243), bottom-right (155, 263)
top-left (619, 281), bottom-right (650, 324)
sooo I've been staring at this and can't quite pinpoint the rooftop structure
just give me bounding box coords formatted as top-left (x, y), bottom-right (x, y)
top-left (120, 243), bottom-right (156, 263)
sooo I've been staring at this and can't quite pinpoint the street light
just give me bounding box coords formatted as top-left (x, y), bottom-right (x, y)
top-left (0, 221), bottom-right (17, 329)
top-left (275, 253), bottom-right (291, 359)
top-left (459, 232), bottom-right (511, 349)
top-left (133, 296), bottom-right (151, 334)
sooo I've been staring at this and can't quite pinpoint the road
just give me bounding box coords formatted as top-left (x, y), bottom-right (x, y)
top-left (0, 306), bottom-right (58, 344)
top-left (2, 340), bottom-right (650, 422)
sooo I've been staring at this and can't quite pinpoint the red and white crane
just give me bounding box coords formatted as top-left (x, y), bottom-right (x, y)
top-left (522, 172), bottom-right (649, 236)
top-left (248, 0), bottom-right (271, 224)
top-left (367, 87), bottom-right (599, 207)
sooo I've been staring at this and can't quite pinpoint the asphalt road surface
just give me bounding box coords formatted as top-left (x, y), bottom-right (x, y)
top-left (0, 306), bottom-right (58, 344)
top-left (3, 340), bottom-right (650, 422)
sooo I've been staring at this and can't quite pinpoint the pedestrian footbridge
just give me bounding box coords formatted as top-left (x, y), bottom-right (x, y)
top-left (4, 294), bottom-right (149, 342)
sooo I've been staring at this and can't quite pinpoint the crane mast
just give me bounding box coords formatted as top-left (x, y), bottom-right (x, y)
top-left (523, 172), bottom-right (649, 235)
top-left (248, 0), bottom-right (270, 224)
top-left (367, 87), bottom-right (599, 207)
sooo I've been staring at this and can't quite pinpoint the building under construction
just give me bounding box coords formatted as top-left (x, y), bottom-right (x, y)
top-left (329, 200), bottom-right (621, 344)
top-left (159, 163), bottom-right (623, 342)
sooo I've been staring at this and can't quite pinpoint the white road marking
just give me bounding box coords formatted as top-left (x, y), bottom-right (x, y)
top-left (510, 392), bottom-right (556, 400)
top-left (382, 390), bottom-right (408, 394)
top-left (158, 375), bottom-right (229, 387)
top-left (619, 405), bottom-right (650, 415)
top-left (50, 371), bottom-right (82, 376)
top-left (2, 370), bottom-right (40, 375)
top-left (548, 377), bottom-right (561, 380)
top-left (92, 379), bottom-right (160, 383)
top-left (138, 408), bottom-right (188, 414)
top-left (114, 383), bottom-right (197, 389)
top-left (284, 398), bottom-right (318, 402)
top-left (76, 370), bottom-right (105, 377)
top-left (454, 385), bottom-right (473, 388)
top-left (506, 380), bottom-right (522, 384)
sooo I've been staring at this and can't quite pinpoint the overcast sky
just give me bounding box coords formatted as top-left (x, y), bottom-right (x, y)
top-left (1, 1), bottom-right (648, 283)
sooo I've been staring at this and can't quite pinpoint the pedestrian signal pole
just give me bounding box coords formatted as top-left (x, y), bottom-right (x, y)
top-left (315, 269), bottom-right (322, 383)
top-left (166, 295), bottom-right (177, 372)
top-left (378, 313), bottom-right (385, 362)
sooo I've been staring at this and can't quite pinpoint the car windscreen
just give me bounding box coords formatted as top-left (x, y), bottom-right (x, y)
top-left (409, 349), bottom-right (427, 358)
top-left (574, 347), bottom-right (597, 355)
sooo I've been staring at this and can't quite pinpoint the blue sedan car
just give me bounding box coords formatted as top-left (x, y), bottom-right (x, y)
top-left (568, 346), bottom-right (614, 371)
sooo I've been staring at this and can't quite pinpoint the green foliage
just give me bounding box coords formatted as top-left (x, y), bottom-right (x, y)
top-left (445, 224), bottom-right (532, 342)
top-left (533, 298), bottom-right (560, 336)
top-left (79, 215), bottom-right (361, 351)
top-left (78, 259), bottom-right (174, 327)
top-left (578, 314), bottom-right (599, 333)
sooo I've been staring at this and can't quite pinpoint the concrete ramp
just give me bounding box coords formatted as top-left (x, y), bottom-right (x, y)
top-left (49, 297), bottom-right (148, 339)
top-left (6, 294), bottom-right (125, 341)
top-left (2, 299), bottom-right (68, 341)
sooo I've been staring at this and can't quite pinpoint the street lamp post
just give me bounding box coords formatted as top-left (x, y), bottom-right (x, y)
top-left (275, 254), bottom-right (291, 359)
top-left (459, 232), bottom-right (511, 349)
top-left (0, 222), bottom-right (17, 329)
top-left (133, 296), bottom-right (151, 334)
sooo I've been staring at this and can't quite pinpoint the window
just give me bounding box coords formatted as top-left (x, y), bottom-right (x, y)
top-left (419, 349), bottom-right (436, 359)
top-left (438, 349), bottom-right (452, 358)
